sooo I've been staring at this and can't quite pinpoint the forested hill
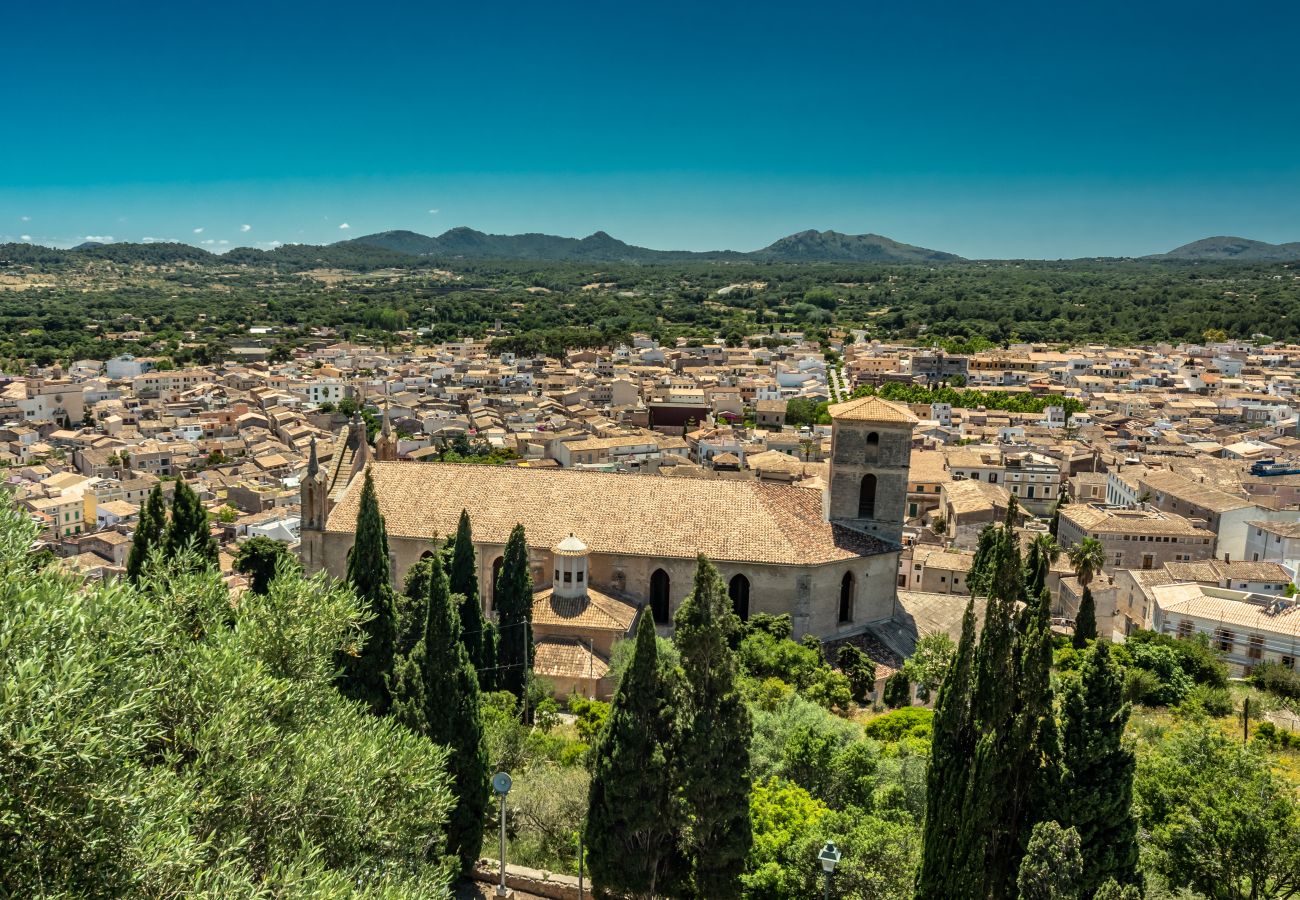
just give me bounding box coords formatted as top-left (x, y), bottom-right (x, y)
top-left (343, 227), bottom-right (962, 263)
top-left (1148, 236), bottom-right (1300, 262)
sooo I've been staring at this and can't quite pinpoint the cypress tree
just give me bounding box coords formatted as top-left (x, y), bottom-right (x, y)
top-left (673, 556), bottom-right (752, 899)
top-left (1059, 640), bottom-right (1139, 896)
top-left (391, 554), bottom-right (488, 875)
top-left (883, 670), bottom-right (912, 708)
top-left (163, 479), bottom-right (218, 569)
top-left (1014, 585), bottom-right (1062, 851)
top-left (448, 509), bottom-right (487, 675)
top-left (479, 620), bottom-right (499, 692)
top-left (494, 524), bottom-right (533, 699)
top-left (586, 615), bottom-right (680, 898)
top-left (921, 499), bottom-right (1060, 899)
top-left (338, 468), bottom-right (398, 715)
top-left (125, 484), bottom-right (167, 583)
top-left (1073, 587), bottom-right (1098, 648)
top-left (958, 504), bottom-right (1028, 899)
top-left (397, 554), bottom-right (434, 657)
top-left (917, 595), bottom-right (978, 899)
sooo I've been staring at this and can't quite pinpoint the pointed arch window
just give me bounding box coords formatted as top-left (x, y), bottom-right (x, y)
top-left (729, 574), bottom-right (751, 622)
top-left (650, 569), bottom-right (671, 624)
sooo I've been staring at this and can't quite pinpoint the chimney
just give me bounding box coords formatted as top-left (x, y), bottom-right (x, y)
top-left (1224, 552), bottom-right (1231, 564)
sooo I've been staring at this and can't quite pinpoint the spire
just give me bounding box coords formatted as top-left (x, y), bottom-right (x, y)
top-left (382, 385), bottom-right (391, 437)
top-left (307, 436), bottom-right (319, 478)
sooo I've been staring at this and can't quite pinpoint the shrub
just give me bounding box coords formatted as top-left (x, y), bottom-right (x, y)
top-left (1179, 684), bottom-right (1235, 718)
top-left (1253, 661), bottom-right (1300, 701)
top-left (863, 706), bottom-right (934, 743)
top-left (882, 671), bottom-right (912, 709)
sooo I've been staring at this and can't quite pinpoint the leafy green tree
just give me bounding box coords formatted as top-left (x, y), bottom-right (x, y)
top-left (903, 632), bottom-right (956, 702)
top-left (233, 535), bottom-right (299, 594)
top-left (494, 524), bottom-right (533, 700)
top-left (447, 509), bottom-right (487, 678)
top-left (1059, 640), bottom-right (1138, 896)
top-left (1136, 723), bottom-right (1300, 899)
top-left (883, 671), bottom-right (912, 708)
top-left (0, 500), bottom-right (456, 897)
top-left (125, 483), bottom-right (167, 584)
top-left (1016, 820), bottom-right (1083, 900)
top-left (674, 556), bottom-right (753, 898)
top-left (585, 615), bottom-right (682, 898)
top-left (837, 644), bottom-right (877, 704)
top-left (742, 776), bottom-right (830, 899)
top-left (1073, 587), bottom-right (1098, 648)
top-left (163, 478), bottom-right (218, 569)
top-left (1049, 489), bottom-right (1068, 537)
top-left (338, 468), bottom-right (398, 715)
top-left (391, 549), bottom-right (488, 875)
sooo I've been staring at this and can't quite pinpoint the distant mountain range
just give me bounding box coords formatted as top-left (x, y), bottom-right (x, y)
top-left (341, 227), bottom-right (961, 263)
top-left (3, 229), bottom-right (1299, 267)
top-left (1146, 236), bottom-right (1300, 262)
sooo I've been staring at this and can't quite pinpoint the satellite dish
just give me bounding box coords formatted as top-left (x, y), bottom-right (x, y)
top-left (492, 771), bottom-right (512, 795)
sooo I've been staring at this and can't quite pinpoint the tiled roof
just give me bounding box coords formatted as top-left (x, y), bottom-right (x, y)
top-left (326, 461), bottom-right (893, 565)
top-left (827, 396), bottom-right (918, 424)
top-left (533, 637), bottom-right (610, 680)
top-left (532, 587), bottom-right (638, 632)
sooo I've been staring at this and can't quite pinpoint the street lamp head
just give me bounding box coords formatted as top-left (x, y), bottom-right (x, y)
top-left (819, 840), bottom-right (841, 874)
top-left (492, 771), bottom-right (512, 796)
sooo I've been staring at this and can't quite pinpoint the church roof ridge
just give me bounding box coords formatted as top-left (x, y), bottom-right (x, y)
top-left (827, 395), bottom-right (919, 424)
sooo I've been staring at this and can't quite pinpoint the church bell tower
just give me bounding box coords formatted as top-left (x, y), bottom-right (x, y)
top-left (824, 396), bottom-right (917, 544)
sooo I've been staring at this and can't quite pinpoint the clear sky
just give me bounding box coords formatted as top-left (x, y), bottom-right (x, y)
top-left (4, 0), bottom-right (1298, 258)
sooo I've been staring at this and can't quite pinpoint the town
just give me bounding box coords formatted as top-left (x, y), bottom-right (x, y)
top-left (7, 329), bottom-right (1300, 693)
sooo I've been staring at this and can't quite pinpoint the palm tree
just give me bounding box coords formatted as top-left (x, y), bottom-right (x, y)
top-left (1067, 537), bottom-right (1106, 591)
top-left (1026, 532), bottom-right (1061, 594)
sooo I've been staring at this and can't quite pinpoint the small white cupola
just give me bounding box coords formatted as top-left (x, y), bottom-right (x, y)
top-left (552, 533), bottom-right (589, 599)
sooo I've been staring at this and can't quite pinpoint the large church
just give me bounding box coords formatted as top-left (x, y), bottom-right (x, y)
top-left (300, 395), bottom-right (916, 696)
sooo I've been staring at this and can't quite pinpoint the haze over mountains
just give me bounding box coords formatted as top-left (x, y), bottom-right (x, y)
top-left (4, 228), bottom-right (1299, 265)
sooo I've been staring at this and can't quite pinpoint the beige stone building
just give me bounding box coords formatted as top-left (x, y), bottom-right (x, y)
top-left (300, 397), bottom-right (917, 695)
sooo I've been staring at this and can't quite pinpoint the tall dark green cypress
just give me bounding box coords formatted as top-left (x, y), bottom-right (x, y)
top-left (448, 509), bottom-right (487, 677)
top-left (391, 554), bottom-right (488, 875)
top-left (1074, 587), bottom-right (1098, 648)
top-left (917, 595), bottom-right (978, 899)
top-left (163, 478), bottom-right (218, 569)
top-left (125, 484), bottom-right (167, 583)
top-left (339, 468), bottom-right (398, 715)
top-left (494, 524), bottom-right (533, 699)
top-left (1059, 640), bottom-right (1139, 896)
top-left (479, 620), bottom-right (500, 693)
top-left (956, 506), bottom-right (1026, 899)
top-left (397, 555), bottom-right (434, 657)
top-left (1013, 585), bottom-right (1062, 851)
top-left (673, 556), bottom-right (752, 899)
top-left (920, 499), bottom-right (1059, 899)
top-left (586, 615), bottom-right (680, 898)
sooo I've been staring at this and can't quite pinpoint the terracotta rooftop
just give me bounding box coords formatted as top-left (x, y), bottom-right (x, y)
top-left (827, 396), bottom-right (918, 424)
top-left (326, 461), bottom-right (893, 565)
top-left (532, 586), bottom-right (638, 633)
top-left (533, 637), bottom-right (610, 681)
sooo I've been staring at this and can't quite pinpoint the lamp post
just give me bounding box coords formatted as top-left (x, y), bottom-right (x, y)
top-left (492, 772), bottom-right (513, 898)
top-left (818, 840), bottom-right (841, 900)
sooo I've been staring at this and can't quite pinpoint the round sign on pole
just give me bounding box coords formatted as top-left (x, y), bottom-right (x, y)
top-left (493, 772), bottom-right (512, 795)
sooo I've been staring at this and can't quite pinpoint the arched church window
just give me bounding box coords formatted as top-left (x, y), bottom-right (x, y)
top-left (729, 574), bottom-right (751, 622)
top-left (859, 474), bottom-right (877, 519)
top-left (650, 569), bottom-right (671, 624)
top-left (839, 571), bottom-right (855, 623)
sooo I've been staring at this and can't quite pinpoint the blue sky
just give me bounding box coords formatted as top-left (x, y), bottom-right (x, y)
top-left (3, 0), bottom-right (1298, 258)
